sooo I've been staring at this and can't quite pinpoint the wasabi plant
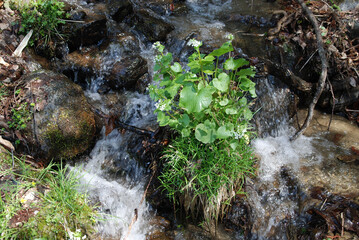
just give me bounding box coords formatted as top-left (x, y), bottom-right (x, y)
top-left (150, 35), bottom-right (256, 146)
top-left (149, 35), bottom-right (257, 229)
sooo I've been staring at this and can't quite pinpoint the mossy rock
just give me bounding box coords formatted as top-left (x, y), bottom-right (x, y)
top-left (23, 70), bottom-right (96, 160)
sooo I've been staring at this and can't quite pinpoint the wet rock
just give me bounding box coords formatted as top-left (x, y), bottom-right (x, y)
top-left (224, 196), bottom-right (251, 233)
top-left (85, 92), bottom-right (126, 131)
top-left (108, 56), bottom-right (148, 89)
top-left (65, 18), bottom-right (108, 52)
top-left (296, 109), bottom-right (359, 149)
top-left (147, 216), bottom-right (173, 240)
top-left (133, 0), bottom-right (188, 16)
top-left (23, 70), bottom-right (96, 160)
top-left (58, 32), bottom-right (144, 91)
top-left (136, 73), bottom-right (151, 93)
top-left (107, 22), bottom-right (141, 54)
top-left (106, 0), bottom-right (133, 22)
top-left (131, 8), bottom-right (174, 42)
top-left (294, 109), bottom-right (359, 198)
top-left (318, 75), bottom-right (359, 111)
top-left (63, 46), bottom-right (103, 73)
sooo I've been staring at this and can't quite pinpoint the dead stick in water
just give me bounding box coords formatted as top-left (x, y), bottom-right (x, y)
top-left (123, 163), bottom-right (156, 240)
top-left (290, 0), bottom-right (328, 141)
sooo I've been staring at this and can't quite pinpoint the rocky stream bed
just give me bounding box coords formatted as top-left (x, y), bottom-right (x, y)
top-left (1, 0), bottom-right (359, 239)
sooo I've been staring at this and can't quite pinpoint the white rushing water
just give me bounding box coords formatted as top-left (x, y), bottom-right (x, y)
top-left (70, 93), bottom-right (156, 240)
top-left (248, 77), bottom-right (325, 239)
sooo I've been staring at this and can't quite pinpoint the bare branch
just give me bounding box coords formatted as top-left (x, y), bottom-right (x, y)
top-left (290, 0), bottom-right (328, 141)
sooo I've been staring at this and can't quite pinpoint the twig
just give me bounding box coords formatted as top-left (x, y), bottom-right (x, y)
top-left (123, 164), bottom-right (156, 240)
top-left (327, 80), bottom-right (336, 131)
top-left (299, 49), bottom-right (318, 72)
top-left (290, 0), bottom-right (328, 141)
top-left (352, 67), bottom-right (359, 78)
top-left (345, 44), bottom-right (359, 53)
top-left (345, 108), bottom-right (359, 112)
top-left (57, 18), bottom-right (86, 23)
top-left (341, 212), bottom-right (344, 237)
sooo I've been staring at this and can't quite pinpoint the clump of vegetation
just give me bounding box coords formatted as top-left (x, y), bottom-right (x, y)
top-left (8, 101), bottom-right (34, 131)
top-left (12, 0), bottom-right (68, 46)
top-left (149, 36), bottom-right (257, 230)
top-left (0, 151), bottom-right (98, 239)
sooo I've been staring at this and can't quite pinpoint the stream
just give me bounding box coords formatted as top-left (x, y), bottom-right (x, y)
top-left (51, 0), bottom-right (359, 239)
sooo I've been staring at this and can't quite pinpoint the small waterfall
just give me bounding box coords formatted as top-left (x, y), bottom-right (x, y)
top-left (70, 93), bottom-right (156, 239)
top-left (248, 77), bottom-right (323, 239)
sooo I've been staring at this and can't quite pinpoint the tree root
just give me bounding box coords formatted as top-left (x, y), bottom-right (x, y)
top-left (290, 0), bottom-right (328, 141)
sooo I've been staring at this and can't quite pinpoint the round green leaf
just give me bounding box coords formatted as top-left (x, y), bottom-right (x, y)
top-left (170, 62), bottom-right (182, 73)
top-left (217, 123), bottom-right (234, 139)
top-left (179, 114), bottom-right (190, 127)
top-left (213, 72), bottom-right (230, 92)
top-left (181, 128), bottom-right (191, 137)
top-left (195, 120), bottom-right (217, 143)
top-left (225, 107), bottom-right (238, 115)
top-left (179, 86), bottom-right (214, 113)
top-left (219, 98), bottom-right (229, 106)
top-left (224, 58), bottom-right (236, 70)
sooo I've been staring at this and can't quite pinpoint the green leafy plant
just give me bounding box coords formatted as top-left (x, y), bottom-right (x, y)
top-left (15, 0), bottom-right (68, 46)
top-left (149, 36), bottom-right (257, 229)
top-left (8, 102), bottom-right (33, 130)
top-left (150, 36), bottom-right (256, 149)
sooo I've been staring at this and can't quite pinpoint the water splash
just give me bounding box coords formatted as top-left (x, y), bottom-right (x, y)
top-left (249, 77), bottom-right (322, 239)
top-left (70, 93), bottom-right (156, 239)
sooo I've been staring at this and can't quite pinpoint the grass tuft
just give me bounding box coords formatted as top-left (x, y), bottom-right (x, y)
top-left (0, 150), bottom-right (98, 239)
top-left (159, 134), bottom-right (256, 232)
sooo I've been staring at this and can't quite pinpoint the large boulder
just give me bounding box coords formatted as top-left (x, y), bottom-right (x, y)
top-left (131, 8), bottom-right (174, 42)
top-left (108, 56), bottom-right (148, 89)
top-left (66, 18), bottom-right (108, 52)
top-left (105, 0), bottom-right (133, 22)
top-left (23, 70), bottom-right (96, 160)
top-left (59, 44), bottom-right (147, 91)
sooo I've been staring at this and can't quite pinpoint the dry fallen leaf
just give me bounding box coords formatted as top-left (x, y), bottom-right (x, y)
top-left (0, 135), bottom-right (15, 151)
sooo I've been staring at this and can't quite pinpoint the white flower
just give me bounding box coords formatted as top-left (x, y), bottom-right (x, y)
top-left (187, 39), bottom-right (202, 48)
top-left (153, 41), bottom-right (161, 49)
top-left (155, 100), bottom-right (166, 111)
top-left (159, 105), bottom-right (166, 111)
top-left (155, 55), bottom-right (161, 61)
top-left (234, 132), bottom-right (241, 140)
top-left (226, 33), bottom-right (234, 40)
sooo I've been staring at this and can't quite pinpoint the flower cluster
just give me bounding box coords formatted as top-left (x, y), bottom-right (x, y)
top-left (226, 33), bottom-right (234, 40)
top-left (187, 39), bottom-right (202, 48)
top-left (155, 100), bottom-right (166, 111)
top-left (153, 41), bottom-right (164, 53)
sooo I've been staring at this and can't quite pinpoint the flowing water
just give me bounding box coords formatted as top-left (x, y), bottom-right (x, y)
top-left (70, 92), bottom-right (157, 239)
top-left (58, 0), bottom-right (359, 239)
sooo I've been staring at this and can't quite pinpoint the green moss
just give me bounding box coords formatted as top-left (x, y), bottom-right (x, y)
top-left (42, 112), bottom-right (94, 159)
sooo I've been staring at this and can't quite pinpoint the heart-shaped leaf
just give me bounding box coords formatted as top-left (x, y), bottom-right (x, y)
top-left (213, 72), bottom-right (230, 92)
top-left (195, 120), bottom-right (217, 143)
top-left (219, 98), bottom-right (229, 106)
top-left (217, 123), bottom-right (234, 139)
top-left (180, 85), bottom-right (215, 113)
top-left (224, 58), bottom-right (248, 71)
top-left (171, 62), bottom-right (182, 73)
